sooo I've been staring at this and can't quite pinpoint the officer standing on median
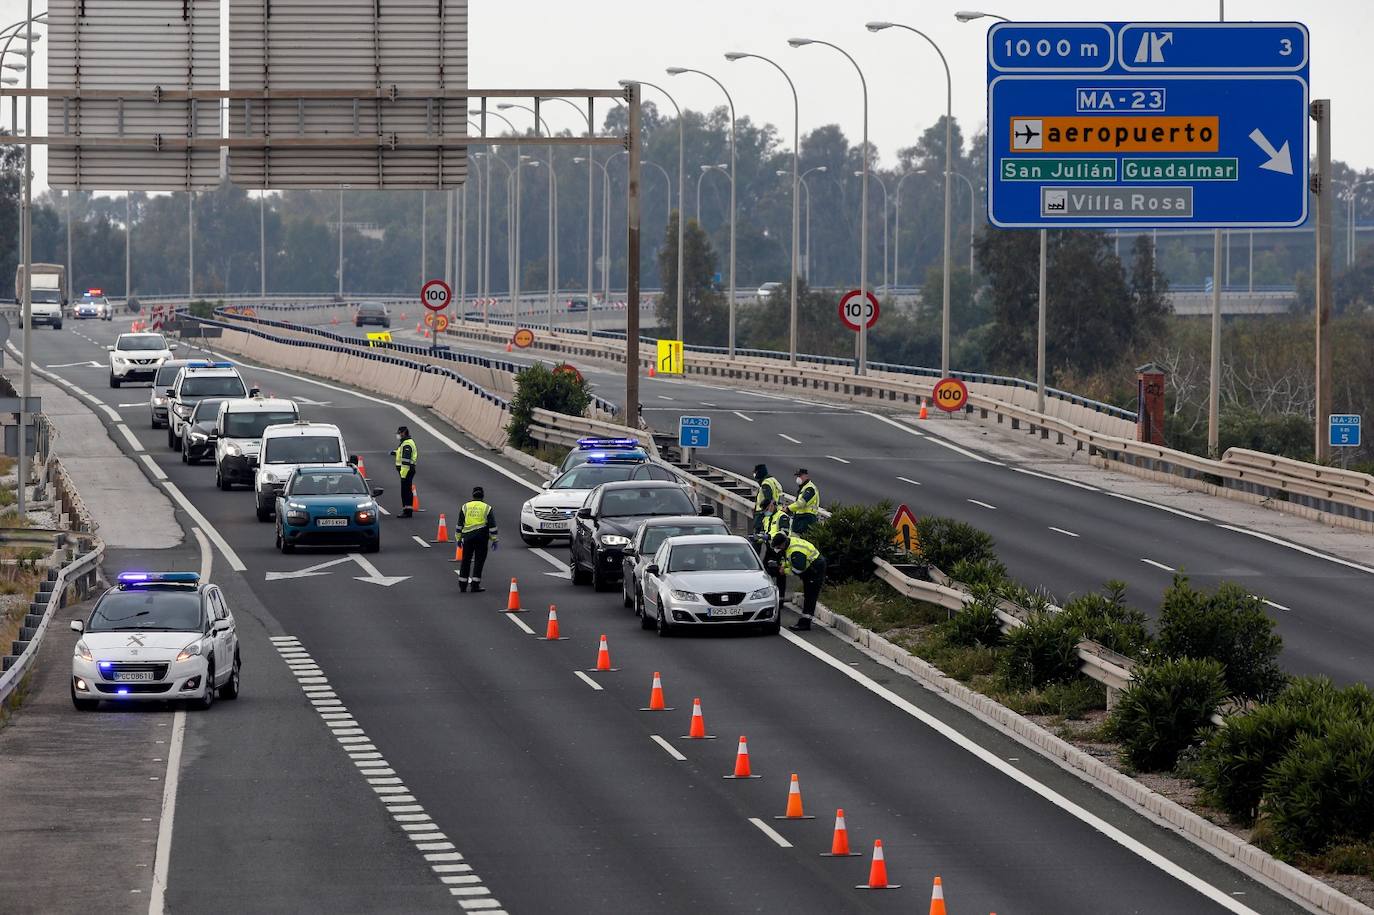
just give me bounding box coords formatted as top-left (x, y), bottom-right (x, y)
top-left (393, 426), bottom-right (418, 517)
top-left (457, 486), bottom-right (499, 593)
top-left (752, 464), bottom-right (782, 533)
top-left (786, 467), bottom-right (820, 534)
top-left (769, 530), bottom-right (825, 631)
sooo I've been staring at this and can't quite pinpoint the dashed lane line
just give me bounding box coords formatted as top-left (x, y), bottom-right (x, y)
top-left (412, 536), bottom-right (432, 549)
top-left (657, 395), bottom-right (674, 401)
top-left (967, 499), bottom-right (997, 510)
top-left (780, 630), bottom-right (1263, 915)
top-left (529, 548), bottom-right (570, 573)
top-left (270, 637), bottom-right (504, 910)
top-left (1049, 527), bottom-right (1080, 538)
top-left (1261, 598), bottom-right (1292, 612)
top-left (747, 818), bottom-right (794, 849)
top-left (114, 423), bottom-right (146, 453)
top-left (573, 670), bottom-right (604, 691)
top-left (1141, 559), bottom-right (1176, 572)
top-left (504, 613), bottom-right (535, 635)
top-left (777, 433), bottom-right (802, 444)
top-left (732, 411), bottom-right (754, 423)
top-left (896, 476), bottom-right (921, 486)
top-left (650, 735), bottom-right (687, 761)
top-left (139, 454), bottom-right (168, 481)
top-left (825, 455), bottom-right (851, 464)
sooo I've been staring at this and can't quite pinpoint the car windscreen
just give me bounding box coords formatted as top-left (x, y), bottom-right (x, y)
top-left (182, 376), bottom-right (247, 398)
top-left (357, 303), bottom-right (386, 314)
top-left (600, 487), bottom-right (695, 518)
top-left (154, 364), bottom-right (186, 385)
top-left (117, 334), bottom-right (167, 351)
top-left (641, 523), bottom-right (727, 555)
top-left (667, 542), bottom-right (762, 573)
top-left (87, 589), bottom-right (203, 632)
top-left (191, 398), bottom-right (227, 422)
top-left (263, 435), bottom-right (342, 465)
top-left (223, 411), bottom-right (298, 438)
top-left (291, 471), bottom-right (366, 496)
top-left (31, 289), bottom-right (62, 303)
top-left (554, 464), bottom-right (638, 489)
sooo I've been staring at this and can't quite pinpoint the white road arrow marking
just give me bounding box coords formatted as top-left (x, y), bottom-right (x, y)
top-left (266, 553), bottom-right (409, 586)
top-left (292, 396), bottom-right (333, 406)
top-left (1248, 129), bottom-right (1293, 175)
top-left (47, 360), bottom-right (103, 368)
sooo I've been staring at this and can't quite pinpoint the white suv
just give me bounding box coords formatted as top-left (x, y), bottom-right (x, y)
top-left (215, 397), bottom-right (301, 491)
top-left (108, 332), bottom-right (175, 387)
top-left (166, 362), bottom-right (249, 450)
top-left (255, 422), bottom-right (351, 521)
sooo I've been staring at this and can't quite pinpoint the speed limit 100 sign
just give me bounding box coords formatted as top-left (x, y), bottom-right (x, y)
top-left (838, 289), bottom-right (880, 331)
top-left (932, 377), bottom-right (969, 413)
top-left (421, 278), bottom-right (452, 312)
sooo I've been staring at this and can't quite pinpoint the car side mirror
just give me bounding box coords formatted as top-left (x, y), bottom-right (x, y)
top-left (70, 620), bottom-right (84, 633)
top-left (371, 487), bottom-right (385, 498)
top-left (348, 454), bottom-right (359, 465)
top-left (540, 481), bottom-right (551, 490)
top-left (105, 345), bottom-right (114, 351)
top-left (644, 564), bottom-right (659, 577)
top-left (577, 507), bottom-right (593, 520)
top-left (212, 620), bottom-right (230, 633)
top-left (624, 546), bottom-right (637, 557)
top-left (699, 504), bottom-right (715, 516)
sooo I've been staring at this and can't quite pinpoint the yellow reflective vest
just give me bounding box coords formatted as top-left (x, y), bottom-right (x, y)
top-left (783, 536), bottom-right (820, 575)
top-left (460, 500), bottom-right (497, 536)
top-left (755, 476), bottom-right (782, 512)
top-left (790, 480), bottom-right (819, 517)
top-left (394, 438), bottom-right (418, 478)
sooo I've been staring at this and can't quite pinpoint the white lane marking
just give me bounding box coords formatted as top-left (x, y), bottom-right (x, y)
top-left (161, 482), bottom-right (247, 572)
top-left (1141, 559), bottom-right (1176, 572)
top-left (825, 455), bottom-right (851, 464)
top-left (780, 631), bottom-right (1263, 915)
top-left (573, 670), bottom-right (604, 691)
top-left (1106, 491), bottom-right (1206, 523)
top-left (411, 536), bottom-right (432, 549)
top-left (743, 390), bottom-right (792, 401)
top-left (1049, 527), bottom-right (1080, 538)
top-left (505, 613), bottom-right (535, 635)
top-left (192, 528), bottom-right (213, 582)
top-left (967, 499), bottom-right (997, 510)
top-left (529, 548), bottom-right (570, 572)
top-left (140, 454), bottom-right (168, 481)
top-left (114, 423), bottom-right (146, 453)
top-left (747, 817), bottom-right (794, 849)
top-left (897, 476), bottom-right (921, 486)
top-left (196, 347), bottom-right (542, 494)
top-left (1215, 524), bottom-right (1374, 576)
top-left (117, 401), bottom-right (147, 408)
top-left (657, 395), bottom-right (674, 401)
top-left (96, 402), bottom-right (121, 422)
top-left (732, 411), bottom-right (754, 423)
top-left (650, 735), bottom-right (687, 761)
top-left (700, 402), bottom-right (717, 407)
top-left (861, 411), bottom-right (1016, 467)
top-left (858, 409), bottom-right (929, 439)
top-left (778, 433), bottom-right (802, 444)
top-left (146, 710), bottom-right (185, 915)
top-left (1261, 598), bottom-right (1291, 612)
top-left (1010, 465), bottom-right (1101, 492)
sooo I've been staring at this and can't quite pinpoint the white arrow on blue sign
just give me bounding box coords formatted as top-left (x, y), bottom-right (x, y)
top-left (679, 416), bottom-right (711, 449)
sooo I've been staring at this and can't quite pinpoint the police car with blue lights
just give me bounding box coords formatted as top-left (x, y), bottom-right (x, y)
top-left (275, 465), bottom-right (384, 553)
top-left (69, 572), bottom-right (240, 711)
top-left (522, 442), bottom-right (674, 546)
top-left (549, 437), bottom-right (649, 479)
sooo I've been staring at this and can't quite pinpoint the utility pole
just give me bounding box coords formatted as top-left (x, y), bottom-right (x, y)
top-left (625, 84), bottom-right (642, 432)
top-left (1313, 99), bottom-right (1333, 463)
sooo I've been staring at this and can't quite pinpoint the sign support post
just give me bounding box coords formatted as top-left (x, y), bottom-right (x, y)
top-left (1037, 229), bottom-right (1047, 414)
top-left (1313, 99), bottom-right (1334, 464)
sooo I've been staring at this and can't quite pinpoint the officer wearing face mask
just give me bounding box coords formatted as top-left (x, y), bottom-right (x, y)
top-left (786, 467), bottom-right (819, 534)
top-left (393, 425), bottom-right (418, 518)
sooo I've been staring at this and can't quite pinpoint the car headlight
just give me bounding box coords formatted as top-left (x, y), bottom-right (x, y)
top-left (286, 501), bottom-right (306, 510)
top-left (286, 510), bottom-right (309, 525)
top-left (522, 500), bottom-right (533, 514)
top-left (670, 589), bottom-right (701, 602)
top-left (261, 471), bottom-right (277, 483)
top-left (173, 403), bottom-right (193, 417)
top-left (175, 639), bottom-right (205, 663)
top-left (189, 431), bottom-right (208, 443)
top-left (75, 639), bottom-right (93, 662)
top-left (224, 442), bottom-right (242, 456)
top-left (748, 586), bottom-right (776, 601)
top-left (112, 356), bottom-right (127, 365)
top-left (600, 534), bottom-right (631, 547)
top-left (356, 509), bottom-right (376, 524)
top-left (152, 396), bottom-right (167, 406)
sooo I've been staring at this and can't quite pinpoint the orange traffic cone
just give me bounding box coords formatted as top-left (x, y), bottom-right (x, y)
top-left (505, 341), bottom-right (513, 352)
top-left (928, 876), bottom-right (946, 915)
top-left (919, 399), bottom-right (929, 420)
top-left (648, 365), bottom-right (656, 377)
top-left (538, 605), bottom-right (567, 641)
top-left (682, 698), bottom-right (717, 739)
top-left (503, 578), bottom-right (525, 613)
top-left (411, 484), bottom-right (421, 513)
top-left (588, 634), bottom-right (618, 671)
top-left (416, 322), bottom-right (425, 334)
top-left (450, 542), bottom-right (464, 562)
top-left (356, 455), bottom-right (368, 480)
top-left (775, 773), bottom-right (815, 819)
top-left (820, 808), bottom-right (863, 857)
top-left (723, 735), bottom-right (761, 779)
top-left (856, 840), bottom-right (900, 890)
top-left (433, 513), bottom-right (449, 543)
top-left (639, 671), bottom-right (673, 711)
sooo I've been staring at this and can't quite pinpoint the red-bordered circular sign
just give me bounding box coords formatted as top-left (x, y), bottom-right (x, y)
top-left (552, 363), bottom-right (584, 383)
top-left (421, 278), bottom-right (452, 312)
top-left (434, 313), bottom-right (450, 333)
top-left (513, 328), bottom-right (535, 349)
top-left (838, 289), bottom-right (880, 331)
top-left (932, 377), bottom-right (969, 413)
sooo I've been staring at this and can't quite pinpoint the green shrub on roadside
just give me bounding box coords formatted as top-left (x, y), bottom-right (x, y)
top-left (1156, 576), bottom-right (1286, 702)
top-left (944, 593), bottom-right (1004, 648)
top-left (1060, 581), bottom-right (1152, 659)
top-left (1261, 721), bottom-right (1374, 857)
top-left (1000, 610), bottom-right (1081, 690)
top-left (915, 516), bottom-right (997, 573)
top-left (948, 557), bottom-right (1010, 592)
top-left (506, 363), bottom-right (593, 450)
top-left (1109, 657), bottom-right (1228, 771)
top-left (810, 502), bottom-right (899, 582)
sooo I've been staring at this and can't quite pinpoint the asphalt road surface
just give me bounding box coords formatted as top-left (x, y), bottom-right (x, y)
top-left (3, 317), bottom-right (1316, 914)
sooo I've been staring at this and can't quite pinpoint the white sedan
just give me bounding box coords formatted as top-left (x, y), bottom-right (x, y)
top-left (519, 459), bottom-right (679, 546)
top-left (639, 535), bottom-right (780, 636)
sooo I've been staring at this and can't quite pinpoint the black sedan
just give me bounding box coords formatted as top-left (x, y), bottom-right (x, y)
top-left (355, 302), bottom-right (390, 328)
top-left (569, 480), bottom-right (708, 591)
top-left (181, 398), bottom-right (226, 464)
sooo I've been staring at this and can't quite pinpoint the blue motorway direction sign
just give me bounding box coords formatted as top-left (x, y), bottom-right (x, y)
top-left (1329, 414), bottom-right (1361, 448)
top-left (988, 22), bottom-right (1309, 229)
top-left (679, 415), bottom-right (711, 449)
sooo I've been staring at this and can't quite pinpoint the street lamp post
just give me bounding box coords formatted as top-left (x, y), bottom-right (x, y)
top-left (339, 188), bottom-right (346, 297)
top-left (788, 165), bottom-right (828, 282)
top-left (726, 52), bottom-right (802, 365)
top-left (869, 20), bottom-right (955, 377)
top-left (126, 194), bottom-right (133, 305)
top-left (260, 192), bottom-right (267, 297)
top-left (790, 38), bottom-right (870, 375)
top-left (894, 171), bottom-right (918, 289)
top-left (668, 66), bottom-right (738, 357)
top-left (620, 81), bottom-right (685, 344)
top-left (484, 153), bottom-right (515, 328)
top-left (950, 171), bottom-right (978, 273)
top-left (697, 164), bottom-right (729, 226)
top-left (546, 96), bottom-right (603, 341)
top-left (476, 108), bottom-right (522, 320)
top-left (857, 171), bottom-right (889, 291)
top-left (16, 7), bottom-right (40, 514)
top-left (188, 192), bottom-right (194, 299)
top-left (500, 103), bottom-right (559, 329)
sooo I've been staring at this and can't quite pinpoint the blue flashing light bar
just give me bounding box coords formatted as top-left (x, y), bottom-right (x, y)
top-left (587, 453), bottom-right (647, 464)
top-left (185, 361), bottom-right (234, 369)
top-left (576, 437), bottom-right (640, 451)
top-left (117, 572), bottom-right (201, 585)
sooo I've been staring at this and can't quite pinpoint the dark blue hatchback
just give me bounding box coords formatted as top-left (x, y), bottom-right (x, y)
top-left (274, 466), bottom-right (384, 553)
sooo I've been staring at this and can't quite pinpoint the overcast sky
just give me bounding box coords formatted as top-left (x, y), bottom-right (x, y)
top-left (2, 0), bottom-right (1370, 191)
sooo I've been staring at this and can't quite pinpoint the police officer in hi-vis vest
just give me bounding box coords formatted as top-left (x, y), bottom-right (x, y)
top-left (457, 486), bottom-right (498, 593)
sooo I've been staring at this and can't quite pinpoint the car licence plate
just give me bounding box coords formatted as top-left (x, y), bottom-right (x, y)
top-left (540, 521), bottom-right (570, 531)
top-left (708, 607), bottom-right (743, 618)
top-left (316, 518), bottom-right (348, 527)
top-left (114, 670), bottom-right (154, 682)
